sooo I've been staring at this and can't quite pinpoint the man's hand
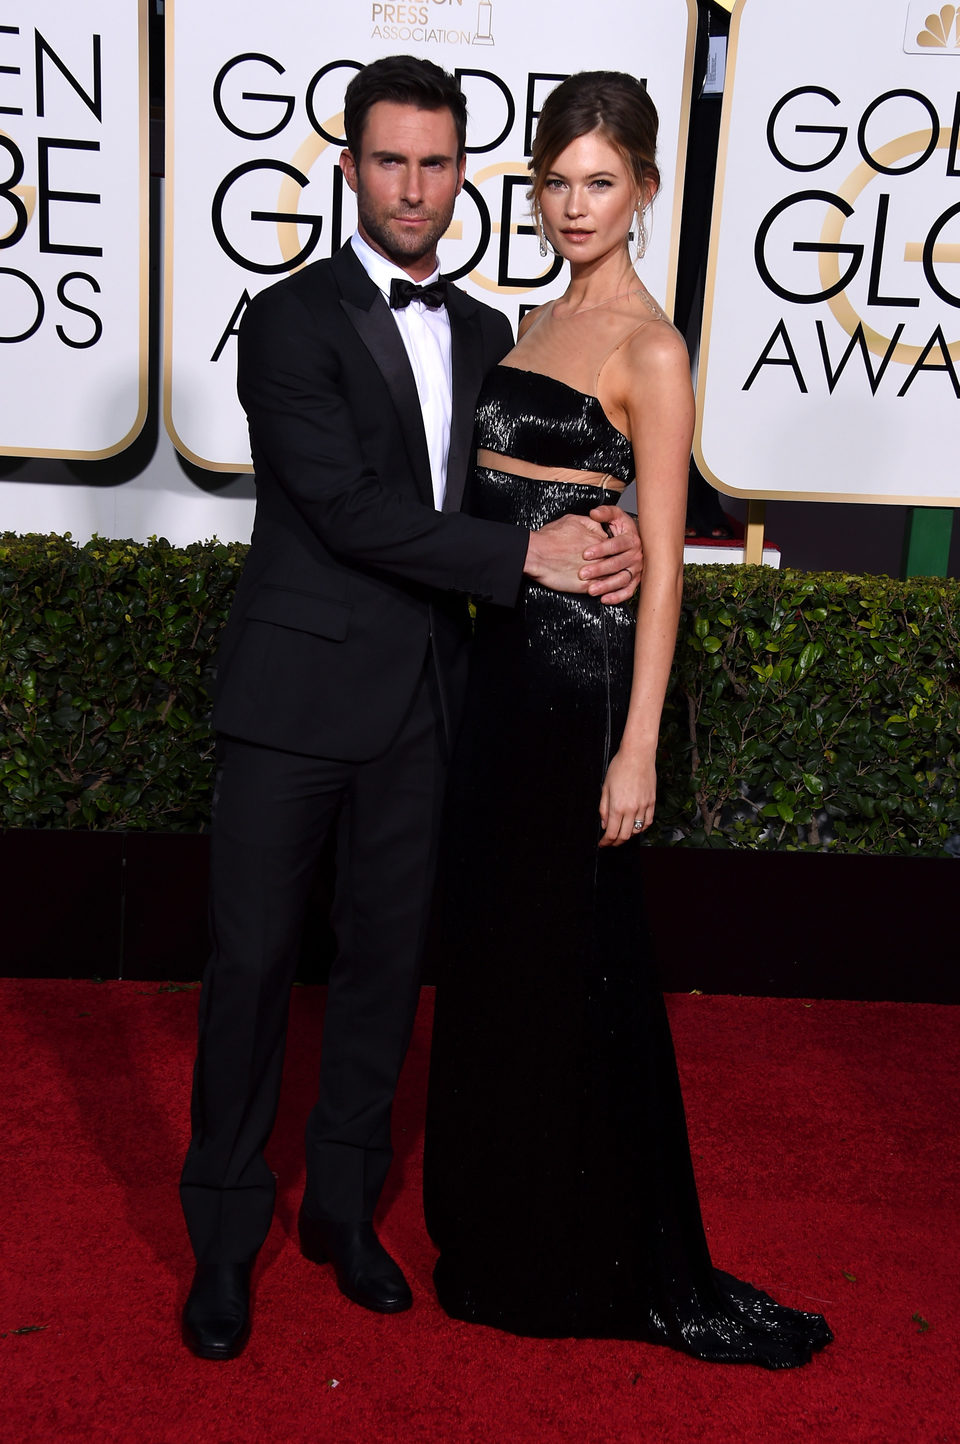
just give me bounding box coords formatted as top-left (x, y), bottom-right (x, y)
top-left (524, 514), bottom-right (607, 593)
top-left (581, 506), bottom-right (643, 604)
top-left (525, 508), bottom-right (644, 603)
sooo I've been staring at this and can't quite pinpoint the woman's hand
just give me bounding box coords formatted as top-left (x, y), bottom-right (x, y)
top-left (599, 748), bottom-right (656, 847)
top-left (581, 505), bottom-right (643, 604)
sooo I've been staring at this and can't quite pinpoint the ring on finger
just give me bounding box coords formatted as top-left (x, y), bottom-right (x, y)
top-left (633, 819), bottom-right (644, 832)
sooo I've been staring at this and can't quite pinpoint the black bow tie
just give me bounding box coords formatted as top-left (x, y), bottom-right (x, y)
top-left (389, 277), bottom-right (448, 310)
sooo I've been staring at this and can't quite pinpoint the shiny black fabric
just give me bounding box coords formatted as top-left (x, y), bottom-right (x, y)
top-left (476, 366), bottom-right (635, 481)
top-left (422, 371), bottom-right (832, 1366)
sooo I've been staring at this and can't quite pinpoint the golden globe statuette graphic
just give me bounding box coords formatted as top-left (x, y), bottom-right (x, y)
top-left (473, 0), bottom-right (495, 45)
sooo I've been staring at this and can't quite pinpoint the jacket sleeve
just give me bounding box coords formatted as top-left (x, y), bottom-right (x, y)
top-left (237, 285), bottom-right (527, 606)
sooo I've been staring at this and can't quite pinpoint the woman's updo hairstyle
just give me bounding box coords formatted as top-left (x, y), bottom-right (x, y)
top-left (530, 70), bottom-right (660, 207)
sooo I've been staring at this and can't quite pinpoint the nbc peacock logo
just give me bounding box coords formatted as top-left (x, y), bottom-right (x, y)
top-left (917, 5), bottom-right (960, 45)
top-left (905, 3), bottom-right (960, 50)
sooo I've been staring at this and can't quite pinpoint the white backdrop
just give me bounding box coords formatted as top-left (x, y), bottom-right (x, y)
top-left (696, 0), bottom-right (960, 506)
top-left (164, 0), bottom-right (697, 470)
top-left (0, 0), bottom-right (149, 459)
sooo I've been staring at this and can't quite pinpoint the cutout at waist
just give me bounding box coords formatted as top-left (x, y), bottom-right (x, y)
top-left (476, 449), bottom-right (628, 493)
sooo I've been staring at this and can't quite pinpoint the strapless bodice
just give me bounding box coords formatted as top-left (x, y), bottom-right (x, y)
top-left (475, 366), bottom-right (634, 483)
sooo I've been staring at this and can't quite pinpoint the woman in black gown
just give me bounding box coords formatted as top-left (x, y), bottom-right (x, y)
top-left (423, 72), bottom-right (832, 1368)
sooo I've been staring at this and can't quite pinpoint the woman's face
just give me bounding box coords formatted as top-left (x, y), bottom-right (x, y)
top-left (538, 129), bottom-right (649, 266)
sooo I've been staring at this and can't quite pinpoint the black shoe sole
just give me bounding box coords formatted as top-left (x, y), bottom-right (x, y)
top-left (337, 1281), bottom-right (413, 1314)
top-left (182, 1321), bottom-right (251, 1361)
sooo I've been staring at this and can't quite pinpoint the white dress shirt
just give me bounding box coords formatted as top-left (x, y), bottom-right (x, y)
top-left (350, 230), bottom-right (453, 510)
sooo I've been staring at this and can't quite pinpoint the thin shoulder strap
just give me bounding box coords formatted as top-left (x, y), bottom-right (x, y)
top-left (594, 317), bottom-right (659, 390)
top-left (521, 299), bottom-right (557, 339)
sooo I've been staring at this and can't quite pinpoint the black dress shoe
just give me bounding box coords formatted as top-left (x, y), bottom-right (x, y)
top-left (298, 1211), bottom-right (412, 1314)
top-left (182, 1261), bottom-right (252, 1360)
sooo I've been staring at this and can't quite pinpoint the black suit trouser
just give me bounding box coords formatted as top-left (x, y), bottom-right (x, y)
top-left (180, 668), bottom-right (445, 1264)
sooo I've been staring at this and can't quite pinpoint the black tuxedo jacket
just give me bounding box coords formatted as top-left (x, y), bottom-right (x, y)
top-left (212, 243), bottom-right (525, 760)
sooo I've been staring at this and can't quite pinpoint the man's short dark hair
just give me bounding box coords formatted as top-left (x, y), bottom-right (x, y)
top-left (343, 55), bottom-right (467, 160)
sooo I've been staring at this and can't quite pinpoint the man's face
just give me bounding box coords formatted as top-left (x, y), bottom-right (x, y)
top-left (340, 101), bottom-right (466, 279)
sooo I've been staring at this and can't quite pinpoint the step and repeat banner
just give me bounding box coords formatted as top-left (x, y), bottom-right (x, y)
top-left (9, 0), bottom-right (957, 537)
top-left (0, 1), bottom-right (149, 459)
top-left (163, 0), bottom-right (697, 470)
top-left (696, 0), bottom-right (960, 506)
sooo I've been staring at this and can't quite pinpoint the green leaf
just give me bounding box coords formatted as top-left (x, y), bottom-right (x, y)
top-left (797, 642), bottom-right (818, 677)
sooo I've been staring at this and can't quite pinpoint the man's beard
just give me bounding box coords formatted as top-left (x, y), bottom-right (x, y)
top-left (357, 194), bottom-right (453, 268)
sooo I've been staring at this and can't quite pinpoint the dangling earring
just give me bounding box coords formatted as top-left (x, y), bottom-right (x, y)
top-left (634, 205), bottom-right (648, 260)
top-left (534, 202), bottom-right (548, 257)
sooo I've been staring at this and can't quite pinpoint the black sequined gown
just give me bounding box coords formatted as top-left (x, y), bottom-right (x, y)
top-left (423, 366), bottom-right (832, 1367)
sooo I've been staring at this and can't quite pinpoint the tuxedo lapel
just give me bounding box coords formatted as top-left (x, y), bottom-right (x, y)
top-left (443, 286), bottom-right (483, 515)
top-left (332, 246), bottom-right (434, 508)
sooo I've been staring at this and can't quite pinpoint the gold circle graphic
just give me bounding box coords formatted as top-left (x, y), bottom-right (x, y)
top-left (277, 119), bottom-right (338, 267)
top-left (0, 128), bottom-right (36, 240)
top-left (818, 127), bottom-right (960, 363)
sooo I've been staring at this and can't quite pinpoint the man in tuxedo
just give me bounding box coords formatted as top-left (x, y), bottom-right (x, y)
top-left (180, 55), bottom-right (641, 1360)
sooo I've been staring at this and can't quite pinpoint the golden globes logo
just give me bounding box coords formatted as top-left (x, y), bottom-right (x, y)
top-left (743, 85), bottom-right (960, 398)
top-left (207, 55), bottom-right (562, 363)
top-left (0, 29), bottom-right (105, 349)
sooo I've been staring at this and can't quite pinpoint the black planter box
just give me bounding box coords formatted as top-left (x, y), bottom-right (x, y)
top-left (0, 830), bottom-right (955, 1002)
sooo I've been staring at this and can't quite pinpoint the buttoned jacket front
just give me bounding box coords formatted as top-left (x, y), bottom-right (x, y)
top-left (212, 242), bottom-right (523, 760)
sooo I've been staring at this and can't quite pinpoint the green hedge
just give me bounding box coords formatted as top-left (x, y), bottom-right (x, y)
top-left (0, 534), bottom-right (244, 831)
top-left (2, 534), bottom-right (958, 854)
top-left (654, 565), bottom-right (960, 855)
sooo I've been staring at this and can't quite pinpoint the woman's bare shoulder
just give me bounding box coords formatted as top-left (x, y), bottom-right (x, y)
top-left (598, 309), bottom-right (692, 424)
top-left (619, 311), bottom-right (689, 376)
top-left (517, 302), bottom-right (551, 340)
top-left (596, 288), bottom-right (684, 367)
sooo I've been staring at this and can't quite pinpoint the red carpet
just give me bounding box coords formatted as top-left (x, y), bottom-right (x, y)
top-left (1, 980), bottom-right (957, 1443)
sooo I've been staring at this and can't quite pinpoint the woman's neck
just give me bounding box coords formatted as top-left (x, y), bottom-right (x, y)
top-left (556, 249), bottom-right (640, 316)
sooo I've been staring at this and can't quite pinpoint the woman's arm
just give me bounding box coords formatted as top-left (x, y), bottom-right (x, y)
top-left (597, 321), bottom-right (693, 846)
